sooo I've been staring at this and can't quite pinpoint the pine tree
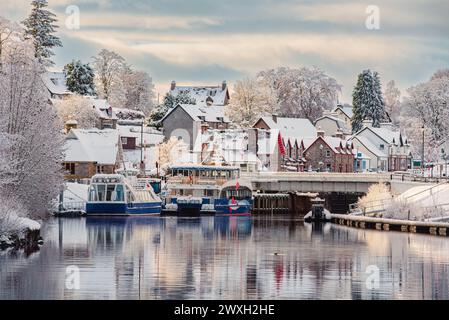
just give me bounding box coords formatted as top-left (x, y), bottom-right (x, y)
top-left (149, 92), bottom-right (196, 128)
top-left (22, 0), bottom-right (62, 66)
top-left (63, 60), bottom-right (96, 96)
top-left (351, 69), bottom-right (387, 132)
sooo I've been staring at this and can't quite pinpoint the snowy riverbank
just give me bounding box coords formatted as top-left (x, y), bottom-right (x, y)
top-left (0, 214), bottom-right (42, 250)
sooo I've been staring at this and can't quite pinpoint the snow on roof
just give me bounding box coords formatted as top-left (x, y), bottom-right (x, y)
top-left (170, 82), bottom-right (229, 106)
top-left (42, 72), bottom-right (71, 96)
top-left (366, 127), bottom-right (403, 145)
top-left (114, 108), bottom-right (145, 120)
top-left (88, 98), bottom-right (118, 120)
top-left (315, 115), bottom-right (351, 133)
top-left (117, 125), bottom-right (164, 146)
top-left (162, 104), bottom-right (230, 124)
top-left (351, 136), bottom-right (388, 158)
top-left (333, 105), bottom-right (353, 118)
top-left (64, 129), bottom-right (120, 164)
top-left (259, 116), bottom-right (317, 141)
top-left (303, 136), bottom-right (353, 154)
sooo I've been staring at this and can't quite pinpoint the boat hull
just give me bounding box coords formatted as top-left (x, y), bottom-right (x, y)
top-left (86, 202), bottom-right (162, 216)
top-left (214, 199), bottom-right (252, 216)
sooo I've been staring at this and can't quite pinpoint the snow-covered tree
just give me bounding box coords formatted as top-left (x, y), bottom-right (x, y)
top-left (384, 80), bottom-right (401, 126)
top-left (92, 49), bottom-right (126, 101)
top-left (22, 0), bottom-right (62, 66)
top-left (0, 32), bottom-right (64, 218)
top-left (0, 17), bottom-right (22, 73)
top-left (257, 67), bottom-right (341, 121)
top-left (63, 60), bottom-right (96, 96)
top-left (121, 69), bottom-right (155, 115)
top-left (54, 95), bottom-right (100, 129)
top-left (400, 70), bottom-right (449, 162)
top-left (351, 69), bottom-right (388, 132)
top-left (225, 78), bottom-right (278, 127)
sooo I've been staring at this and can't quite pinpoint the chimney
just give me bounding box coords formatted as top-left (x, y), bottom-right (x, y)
top-left (222, 80), bottom-right (227, 91)
top-left (65, 119), bottom-right (78, 133)
top-left (170, 80), bottom-right (176, 91)
top-left (335, 128), bottom-right (344, 140)
top-left (272, 114), bottom-right (278, 123)
top-left (317, 126), bottom-right (325, 138)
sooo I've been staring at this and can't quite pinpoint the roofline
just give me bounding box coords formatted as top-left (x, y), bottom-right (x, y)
top-left (355, 126), bottom-right (394, 145)
top-left (303, 136), bottom-right (351, 155)
top-left (160, 104), bottom-right (196, 123)
top-left (352, 136), bottom-right (388, 159)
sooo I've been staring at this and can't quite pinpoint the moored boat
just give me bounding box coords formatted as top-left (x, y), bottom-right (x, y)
top-left (86, 174), bottom-right (162, 216)
top-left (162, 165), bottom-right (253, 216)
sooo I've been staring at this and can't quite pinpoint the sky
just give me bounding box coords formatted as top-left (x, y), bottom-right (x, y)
top-left (2, 0), bottom-right (449, 103)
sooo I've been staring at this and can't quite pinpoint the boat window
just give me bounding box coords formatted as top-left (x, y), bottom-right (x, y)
top-left (106, 185), bottom-right (115, 201)
top-left (114, 184), bottom-right (125, 201)
top-left (88, 186), bottom-right (98, 201)
top-left (97, 184), bottom-right (106, 201)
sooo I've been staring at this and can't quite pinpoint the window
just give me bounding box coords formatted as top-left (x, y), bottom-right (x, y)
top-left (115, 185), bottom-right (125, 201)
top-left (106, 185), bottom-right (115, 201)
top-left (121, 137), bottom-right (128, 144)
top-left (326, 164), bottom-right (332, 171)
top-left (380, 144), bottom-right (385, 150)
top-left (97, 184), bottom-right (106, 201)
top-left (198, 116), bottom-right (206, 121)
top-left (65, 163), bottom-right (75, 175)
top-left (204, 189), bottom-right (214, 197)
top-left (326, 150), bottom-right (331, 157)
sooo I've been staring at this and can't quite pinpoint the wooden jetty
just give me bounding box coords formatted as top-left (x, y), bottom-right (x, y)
top-left (331, 213), bottom-right (449, 236)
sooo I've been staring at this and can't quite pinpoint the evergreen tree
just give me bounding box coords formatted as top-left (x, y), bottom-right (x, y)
top-left (351, 69), bottom-right (387, 132)
top-left (22, 0), bottom-right (62, 66)
top-left (63, 60), bottom-right (96, 96)
top-left (149, 92), bottom-right (196, 128)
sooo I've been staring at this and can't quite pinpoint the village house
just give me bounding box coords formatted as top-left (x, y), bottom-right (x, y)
top-left (90, 98), bottom-right (118, 130)
top-left (160, 104), bottom-right (231, 150)
top-left (195, 129), bottom-right (260, 172)
top-left (301, 129), bottom-right (355, 172)
top-left (314, 115), bottom-right (351, 138)
top-left (350, 120), bottom-right (412, 172)
top-left (117, 124), bottom-right (164, 173)
top-left (169, 81), bottom-right (230, 106)
top-left (42, 71), bottom-right (72, 100)
top-left (63, 128), bottom-right (123, 180)
top-left (253, 115), bottom-right (317, 171)
top-left (331, 104), bottom-right (353, 130)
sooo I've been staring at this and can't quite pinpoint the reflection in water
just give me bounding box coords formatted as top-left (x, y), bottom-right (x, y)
top-left (1, 216), bottom-right (449, 299)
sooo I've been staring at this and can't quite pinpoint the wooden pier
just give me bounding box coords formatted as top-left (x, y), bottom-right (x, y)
top-left (331, 214), bottom-right (449, 237)
top-left (253, 193), bottom-right (291, 213)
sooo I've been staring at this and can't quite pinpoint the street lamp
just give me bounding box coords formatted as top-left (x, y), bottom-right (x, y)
top-left (421, 124), bottom-right (425, 175)
top-left (442, 148), bottom-right (448, 179)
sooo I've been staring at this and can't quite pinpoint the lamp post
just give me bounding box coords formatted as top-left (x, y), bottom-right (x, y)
top-left (421, 125), bottom-right (425, 176)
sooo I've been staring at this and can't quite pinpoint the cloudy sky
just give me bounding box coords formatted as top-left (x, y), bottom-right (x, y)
top-left (3, 0), bottom-right (449, 102)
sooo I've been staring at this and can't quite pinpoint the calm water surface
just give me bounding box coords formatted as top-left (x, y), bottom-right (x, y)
top-left (1, 216), bottom-right (449, 300)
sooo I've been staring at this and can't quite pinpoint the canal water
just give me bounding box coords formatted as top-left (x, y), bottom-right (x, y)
top-left (1, 216), bottom-right (449, 300)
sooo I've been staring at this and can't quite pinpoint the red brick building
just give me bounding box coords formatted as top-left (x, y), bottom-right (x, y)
top-left (301, 131), bottom-right (355, 172)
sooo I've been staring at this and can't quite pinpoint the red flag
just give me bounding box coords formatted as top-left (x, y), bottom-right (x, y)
top-left (231, 196), bottom-right (237, 205)
top-left (278, 132), bottom-right (286, 156)
top-left (235, 181), bottom-right (240, 190)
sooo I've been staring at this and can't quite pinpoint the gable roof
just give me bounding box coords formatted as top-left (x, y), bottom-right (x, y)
top-left (64, 129), bottom-right (120, 164)
top-left (314, 115), bottom-right (351, 133)
top-left (42, 72), bottom-right (72, 96)
top-left (355, 126), bottom-right (404, 146)
top-left (350, 136), bottom-right (388, 158)
top-left (161, 104), bottom-right (230, 124)
top-left (170, 83), bottom-right (229, 106)
top-left (333, 105), bottom-right (353, 118)
top-left (257, 116), bottom-right (317, 141)
top-left (303, 136), bottom-right (353, 155)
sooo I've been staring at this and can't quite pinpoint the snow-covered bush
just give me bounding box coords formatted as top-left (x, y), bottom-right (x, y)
top-left (54, 94), bottom-right (100, 129)
top-left (357, 183), bottom-right (392, 214)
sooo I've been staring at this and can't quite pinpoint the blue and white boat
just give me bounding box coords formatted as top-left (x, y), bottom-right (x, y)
top-left (162, 165), bottom-right (253, 216)
top-left (86, 174), bottom-right (162, 216)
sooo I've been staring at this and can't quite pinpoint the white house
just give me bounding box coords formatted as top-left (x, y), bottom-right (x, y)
top-left (314, 115), bottom-right (351, 137)
top-left (350, 121), bottom-right (411, 172)
top-left (42, 71), bottom-right (72, 100)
